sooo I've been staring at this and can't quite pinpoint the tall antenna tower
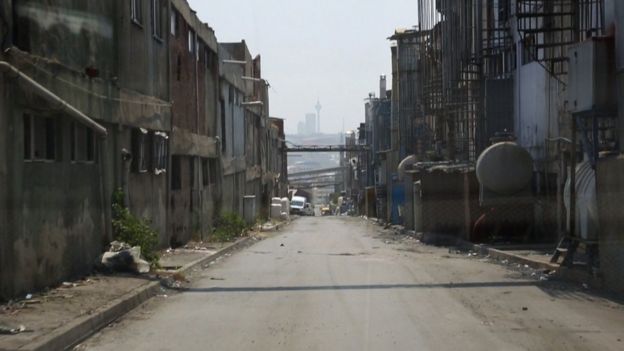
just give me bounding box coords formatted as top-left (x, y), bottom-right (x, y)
top-left (315, 99), bottom-right (322, 134)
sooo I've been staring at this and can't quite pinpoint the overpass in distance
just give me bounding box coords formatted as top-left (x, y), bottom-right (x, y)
top-left (285, 142), bottom-right (368, 153)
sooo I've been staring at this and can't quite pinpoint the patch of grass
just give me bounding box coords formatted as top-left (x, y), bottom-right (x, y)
top-left (111, 188), bottom-right (160, 264)
top-left (212, 212), bottom-right (247, 242)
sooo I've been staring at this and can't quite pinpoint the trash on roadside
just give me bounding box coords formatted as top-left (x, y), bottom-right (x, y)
top-left (97, 242), bottom-right (150, 274)
top-left (25, 294), bottom-right (32, 300)
top-left (522, 306), bottom-right (528, 311)
top-left (0, 324), bottom-right (27, 335)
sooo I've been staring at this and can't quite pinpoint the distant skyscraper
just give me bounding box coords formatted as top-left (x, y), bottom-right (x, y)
top-left (305, 113), bottom-right (317, 135)
top-left (297, 121), bottom-right (306, 135)
top-left (315, 99), bottom-right (322, 134)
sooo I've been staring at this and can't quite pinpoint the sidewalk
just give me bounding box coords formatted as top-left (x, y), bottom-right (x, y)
top-left (373, 220), bottom-right (606, 291)
top-left (0, 235), bottom-right (260, 351)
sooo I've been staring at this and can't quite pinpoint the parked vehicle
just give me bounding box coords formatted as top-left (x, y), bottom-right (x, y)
top-left (321, 205), bottom-right (331, 216)
top-left (290, 196), bottom-right (307, 215)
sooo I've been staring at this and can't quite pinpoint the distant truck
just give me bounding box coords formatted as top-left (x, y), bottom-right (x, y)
top-left (290, 196), bottom-right (307, 215)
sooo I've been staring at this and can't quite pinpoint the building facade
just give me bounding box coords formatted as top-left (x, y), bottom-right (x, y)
top-left (0, 0), bottom-right (285, 299)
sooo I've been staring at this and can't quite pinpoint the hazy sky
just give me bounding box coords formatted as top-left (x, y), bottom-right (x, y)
top-left (187, 0), bottom-right (418, 134)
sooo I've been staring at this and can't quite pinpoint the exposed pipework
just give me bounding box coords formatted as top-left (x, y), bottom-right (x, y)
top-left (397, 154), bottom-right (418, 181)
top-left (0, 61), bottom-right (107, 136)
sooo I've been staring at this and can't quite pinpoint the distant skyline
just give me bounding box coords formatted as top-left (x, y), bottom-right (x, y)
top-left (187, 0), bottom-right (418, 134)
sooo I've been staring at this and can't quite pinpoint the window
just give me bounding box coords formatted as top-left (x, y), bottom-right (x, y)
top-left (132, 128), bottom-right (150, 173)
top-left (171, 155), bottom-right (181, 190)
top-left (70, 122), bottom-right (96, 163)
top-left (131, 0), bottom-right (143, 25)
top-left (176, 55), bottom-right (182, 81)
top-left (153, 132), bottom-right (168, 175)
top-left (209, 158), bottom-right (218, 184)
top-left (23, 114), bottom-right (58, 161)
top-left (151, 0), bottom-right (163, 40)
top-left (23, 115), bottom-right (31, 160)
top-left (201, 158), bottom-right (209, 186)
top-left (188, 29), bottom-right (195, 54)
top-left (196, 38), bottom-right (200, 61)
top-left (220, 99), bottom-right (226, 152)
top-left (206, 49), bottom-right (217, 74)
top-left (170, 9), bottom-right (177, 36)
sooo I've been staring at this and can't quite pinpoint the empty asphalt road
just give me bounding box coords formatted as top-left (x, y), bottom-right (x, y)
top-left (79, 217), bottom-right (624, 351)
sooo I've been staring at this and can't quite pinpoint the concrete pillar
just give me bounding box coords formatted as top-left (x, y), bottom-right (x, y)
top-left (615, 1), bottom-right (624, 152)
top-left (0, 76), bottom-right (8, 298)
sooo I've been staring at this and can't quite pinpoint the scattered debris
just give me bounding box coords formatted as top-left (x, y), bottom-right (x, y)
top-left (0, 324), bottom-right (27, 335)
top-left (172, 272), bottom-right (188, 282)
top-left (522, 307), bottom-right (528, 311)
top-left (210, 277), bottom-right (225, 281)
top-left (25, 294), bottom-right (32, 300)
top-left (280, 243), bottom-right (285, 247)
top-left (98, 242), bottom-right (150, 274)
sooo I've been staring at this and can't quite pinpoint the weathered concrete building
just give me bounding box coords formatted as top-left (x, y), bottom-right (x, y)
top-left (0, 0), bottom-right (172, 298)
top-left (168, 0), bottom-right (220, 245)
top-left (218, 41), bottom-right (272, 220)
top-left (268, 117), bottom-right (289, 199)
top-left (0, 0), bottom-right (287, 299)
top-left (218, 41), bottom-right (251, 216)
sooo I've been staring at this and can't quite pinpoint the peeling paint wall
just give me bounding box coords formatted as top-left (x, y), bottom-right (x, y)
top-left (168, 1), bottom-right (219, 243)
top-left (1, 0), bottom-right (171, 298)
top-left (0, 91), bottom-right (106, 298)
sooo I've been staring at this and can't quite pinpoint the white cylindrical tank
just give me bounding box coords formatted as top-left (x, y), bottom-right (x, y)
top-left (476, 142), bottom-right (534, 195)
top-left (564, 161), bottom-right (599, 240)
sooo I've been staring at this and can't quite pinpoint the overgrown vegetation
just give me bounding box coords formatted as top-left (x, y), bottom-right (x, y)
top-left (212, 212), bottom-right (247, 242)
top-left (111, 188), bottom-right (159, 264)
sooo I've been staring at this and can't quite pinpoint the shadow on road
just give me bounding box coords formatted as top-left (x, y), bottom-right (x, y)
top-left (173, 281), bottom-right (540, 293)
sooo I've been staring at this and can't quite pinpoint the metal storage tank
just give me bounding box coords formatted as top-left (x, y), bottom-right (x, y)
top-left (476, 142), bottom-right (534, 195)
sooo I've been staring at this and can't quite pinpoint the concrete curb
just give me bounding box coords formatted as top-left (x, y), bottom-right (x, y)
top-left (418, 231), bottom-right (559, 271)
top-left (467, 244), bottom-right (559, 271)
top-left (17, 236), bottom-right (257, 351)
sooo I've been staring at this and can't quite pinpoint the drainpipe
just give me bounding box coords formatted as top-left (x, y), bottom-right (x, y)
top-left (0, 61), bottom-right (107, 136)
top-left (193, 32), bottom-right (203, 240)
top-left (0, 60), bottom-right (110, 246)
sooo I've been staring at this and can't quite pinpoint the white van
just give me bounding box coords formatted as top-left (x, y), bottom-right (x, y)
top-left (290, 196), bottom-right (307, 215)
